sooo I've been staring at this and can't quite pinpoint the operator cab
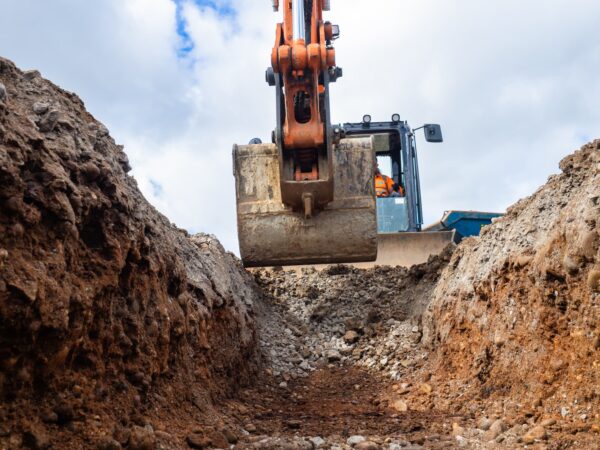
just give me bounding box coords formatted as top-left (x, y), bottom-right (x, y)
top-left (340, 115), bottom-right (443, 234)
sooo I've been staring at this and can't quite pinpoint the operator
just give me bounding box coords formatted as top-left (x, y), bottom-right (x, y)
top-left (374, 164), bottom-right (395, 197)
top-left (390, 183), bottom-right (405, 197)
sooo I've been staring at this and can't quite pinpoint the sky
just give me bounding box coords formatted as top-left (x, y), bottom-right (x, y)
top-left (1, 0), bottom-right (599, 254)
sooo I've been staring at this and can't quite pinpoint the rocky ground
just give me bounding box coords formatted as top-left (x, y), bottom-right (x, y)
top-left (0, 57), bottom-right (259, 449)
top-left (1, 56), bottom-right (599, 449)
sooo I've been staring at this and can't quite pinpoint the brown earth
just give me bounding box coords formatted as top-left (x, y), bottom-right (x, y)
top-left (1, 55), bottom-right (600, 450)
top-left (0, 57), bottom-right (259, 449)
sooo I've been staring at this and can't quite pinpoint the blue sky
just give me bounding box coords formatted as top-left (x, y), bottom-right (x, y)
top-left (174, 0), bottom-right (237, 57)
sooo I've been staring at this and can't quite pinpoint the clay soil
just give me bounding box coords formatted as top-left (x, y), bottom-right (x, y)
top-left (230, 367), bottom-right (460, 449)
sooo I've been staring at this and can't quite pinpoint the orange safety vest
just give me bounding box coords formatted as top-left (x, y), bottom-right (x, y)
top-left (375, 174), bottom-right (394, 197)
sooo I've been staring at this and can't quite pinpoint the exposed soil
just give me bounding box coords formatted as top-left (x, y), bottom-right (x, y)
top-left (0, 57), bottom-right (259, 449)
top-left (1, 56), bottom-right (599, 450)
top-left (230, 367), bottom-right (460, 449)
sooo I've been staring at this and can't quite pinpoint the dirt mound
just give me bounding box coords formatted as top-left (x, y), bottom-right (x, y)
top-left (418, 141), bottom-right (600, 447)
top-left (0, 57), bottom-right (260, 448)
top-left (239, 252), bottom-right (455, 449)
top-left (244, 141), bottom-right (600, 448)
top-left (253, 249), bottom-right (451, 381)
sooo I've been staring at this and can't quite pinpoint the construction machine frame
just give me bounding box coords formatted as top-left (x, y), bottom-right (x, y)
top-left (233, 0), bottom-right (378, 267)
top-left (267, 0), bottom-right (343, 219)
top-left (233, 2), bottom-right (499, 268)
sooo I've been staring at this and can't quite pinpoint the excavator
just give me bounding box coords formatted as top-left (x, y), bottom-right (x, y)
top-left (233, 0), bottom-right (500, 268)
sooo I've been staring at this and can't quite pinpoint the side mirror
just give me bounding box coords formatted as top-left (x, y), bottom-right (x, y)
top-left (423, 124), bottom-right (443, 143)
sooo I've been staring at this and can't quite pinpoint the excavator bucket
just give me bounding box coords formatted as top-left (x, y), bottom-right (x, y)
top-left (233, 137), bottom-right (377, 267)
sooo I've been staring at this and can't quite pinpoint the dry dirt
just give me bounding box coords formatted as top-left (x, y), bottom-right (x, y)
top-left (1, 57), bottom-right (599, 450)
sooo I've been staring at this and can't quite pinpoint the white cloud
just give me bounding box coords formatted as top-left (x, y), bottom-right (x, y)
top-left (1, 0), bottom-right (599, 254)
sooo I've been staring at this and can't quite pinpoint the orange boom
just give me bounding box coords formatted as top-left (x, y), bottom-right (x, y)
top-left (233, 1), bottom-right (378, 267)
top-left (265, 0), bottom-right (343, 217)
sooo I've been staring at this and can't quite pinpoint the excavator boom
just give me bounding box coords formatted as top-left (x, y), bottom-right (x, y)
top-left (233, 0), bottom-right (378, 267)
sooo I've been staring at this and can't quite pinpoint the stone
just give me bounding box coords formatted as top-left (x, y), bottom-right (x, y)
top-left (40, 410), bottom-right (58, 424)
top-left (309, 436), bottom-right (326, 448)
top-left (483, 419), bottom-right (505, 441)
top-left (286, 420), bottom-right (302, 430)
top-left (186, 433), bottom-right (210, 449)
top-left (478, 417), bottom-right (493, 431)
top-left (96, 436), bottom-right (122, 450)
top-left (522, 425), bottom-right (547, 444)
top-left (514, 255), bottom-right (533, 268)
top-left (220, 428), bottom-right (238, 444)
top-left (0, 82), bottom-right (6, 101)
top-left (456, 435), bottom-right (469, 448)
top-left (53, 403), bottom-right (75, 424)
top-left (32, 102), bottom-right (49, 114)
top-left (128, 426), bottom-right (156, 450)
top-left (540, 418), bottom-right (556, 427)
top-left (37, 109), bottom-right (60, 132)
top-left (563, 255), bottom-right (580, 274)
top-left (154, 431), bottom-right (173, 441)
top-left (587, 269), bottom-right (600, 292)
top-left (347, 435), bottom-right (367, 446)
top-left (392, 400), bottom-right (408, 412)
top-left (452, 422), bottom-right (465, 437)
top-left (250, 437), bottom-right (313, 449)
top-left (326, 349), bottom-right (342, 362)
top-left (208, 431), bottom-right (229, 449)
top-left (23, 70), bottom-right (41, 80)
top-left (113, 426), bottom-right (131, 446)
top-left (354, 441), bottom-right (381, 450)
top-left (419, 383), bottom-right (432, 395)
top-left (344, 330), bottom-right (360, 344)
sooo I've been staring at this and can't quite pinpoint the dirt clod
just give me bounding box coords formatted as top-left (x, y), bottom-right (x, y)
top-left (128, 426), bottom-right (156, 450)
top-left (186, 433), bottom-right (210, 449)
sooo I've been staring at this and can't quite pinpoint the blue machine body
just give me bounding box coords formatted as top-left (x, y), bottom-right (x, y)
top-left (429, 210), bottom-right (503, 242)
top-left (376, 197), bottom-right (410, 233)
top-left (341, 117), bottom-right (503, 242)
top-left (341, 119), bottom-right (426, 232)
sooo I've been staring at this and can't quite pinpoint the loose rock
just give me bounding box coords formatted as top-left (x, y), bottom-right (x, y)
top-left (128, 426), bottom-right (156, 450)
top-left (32, 102), bottom-right (49, 114)
top-left (355, 441), bottom-right (381, 450)
top-left (483, 420), bottom-right (505, 441)
top-left (96, 436), bottom-right (122, 450)
top-left (522, 425), bottom-right (547, 444)
top-left (347, 435), bottom-right (367, 446)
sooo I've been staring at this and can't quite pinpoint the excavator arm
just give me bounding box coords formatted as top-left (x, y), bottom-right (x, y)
top-left (268, 0), bottom-right (342, 218)
top-left (233, 0), bottom-right (377, 267)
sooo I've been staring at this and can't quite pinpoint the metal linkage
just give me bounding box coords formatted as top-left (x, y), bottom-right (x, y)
top-left (292, 0), bottom-right (306, 41)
